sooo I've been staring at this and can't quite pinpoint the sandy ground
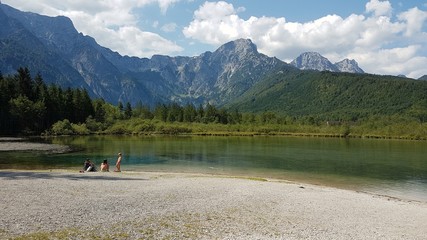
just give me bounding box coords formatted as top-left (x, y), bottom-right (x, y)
top-left (0, 170), bottom-right (426, 239)
top-left (0, 138), bottom-right (70, 153)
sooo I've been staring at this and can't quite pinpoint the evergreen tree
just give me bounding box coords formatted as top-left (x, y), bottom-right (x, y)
top-left (124, 102), bottom-right (133, 119)
top-left (229, 109), bottom-right (242, 124)
top-left (183, 103), bottom-right (197, 122)
top-left (63, 88), bottom-right (74, 122)
top-left (93, 99), bottom-right (107, 122)
top-left (46, 85), bottom-right (64, 125)
top-left (154, 104), bottom-right (168, 122)
top-left (196, 104), bottom-right (204, 122)
top-left (204, 103), bottom-right (217, 123)
top-left (117, 101), bottom-right (124, 119)
top-left (0, 75), bottom-right (13, 134)
top-left (9, 95), bottom-right (46, 133)
top-left (167, 103), bottom-right (183, 122)
top-left (15, 67), bottom-right (34, 100)
top-left (133, 101), bottom-right (153, 119)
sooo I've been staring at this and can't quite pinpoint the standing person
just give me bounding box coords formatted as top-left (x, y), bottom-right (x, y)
top-left (114, 152), bottom-right (122, 172)
top-left (100, 159), bottom-right (109, 172)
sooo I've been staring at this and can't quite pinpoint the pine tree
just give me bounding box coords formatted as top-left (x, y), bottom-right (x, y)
top-left (124, 102), bottom-right (133, 119)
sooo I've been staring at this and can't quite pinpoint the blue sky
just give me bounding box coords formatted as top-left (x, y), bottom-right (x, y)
top-left (2, 0), bottom-right (427, 78)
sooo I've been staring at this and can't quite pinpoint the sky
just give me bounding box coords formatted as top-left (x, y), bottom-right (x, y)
top-left (2, 0), bottom-right (427, 78)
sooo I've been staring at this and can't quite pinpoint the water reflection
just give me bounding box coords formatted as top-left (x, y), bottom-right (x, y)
top-left (1, 135), bottom-right (427, 202)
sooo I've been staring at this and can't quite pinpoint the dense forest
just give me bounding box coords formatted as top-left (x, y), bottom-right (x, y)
top-left (0, 68), bottom-right (94, 135)
top-left (0, 68), bottom-right (242, 136)
top-left (230, 67), bottom-right (427, 122)
top-left (1, 68), bottom-right (427, 139)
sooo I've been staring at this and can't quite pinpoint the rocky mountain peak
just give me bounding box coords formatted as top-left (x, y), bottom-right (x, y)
top-left (290, 52), bottom-right (339, 72)
top-left (335, 59), bottom-right (364, 73)
top-left (291, 52), bottom-right (365, 74)
top-left (215, 38), bottom-right (258, 57)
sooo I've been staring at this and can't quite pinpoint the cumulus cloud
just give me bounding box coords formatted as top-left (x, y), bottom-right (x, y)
top-left (348, 45), bottom-right (427, 78)
top-left (365, 0), bottom-right (392, 17)
top-left (398, 7), bottom-right (427, 37)
top-left (183, 0), bottom-right (427, 78)
top-left (2, 0), bottom-right (184, 57)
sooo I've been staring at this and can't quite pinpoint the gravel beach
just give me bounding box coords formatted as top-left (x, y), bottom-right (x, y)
top-left (1, 170), bottom-right (426, 239)
top-left (0, 138), bottom-right (70, 153)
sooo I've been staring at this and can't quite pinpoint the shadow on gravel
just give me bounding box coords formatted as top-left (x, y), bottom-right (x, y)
top-left (0, 171), bottom-right (148, 181)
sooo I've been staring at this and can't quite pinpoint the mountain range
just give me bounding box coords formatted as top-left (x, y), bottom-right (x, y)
top-left (290, 52), bottom-right (364, 73)
top-left (0, 3), bottom-right (366, 106)
top-left (1, 2), bottom-right (426, 117)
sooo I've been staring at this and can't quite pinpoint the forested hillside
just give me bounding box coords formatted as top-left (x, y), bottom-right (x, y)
top-left (0, 68), bottom-right (94, 135)
top-left (0, 68), bottom-right (242, 135)
top-left (229, 67), bottom-right (427, 123)
top-left (2, 67), bottom-right (427, 139)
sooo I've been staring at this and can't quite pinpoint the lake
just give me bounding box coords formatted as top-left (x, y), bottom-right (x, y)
top-left (1, 135), bottom-right (427, 202)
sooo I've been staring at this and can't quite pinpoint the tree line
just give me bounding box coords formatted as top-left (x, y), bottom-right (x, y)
top-left (2, 68), bottom-right (426, 140)
top-left (0, 68), bottom-right (245, 135)
top-left (0, 68), bottom-right (94, 135)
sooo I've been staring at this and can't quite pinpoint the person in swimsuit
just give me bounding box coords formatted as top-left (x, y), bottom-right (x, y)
top-left (100, 159), bottom-right (109, 172)
top-left (114, 152), bottom-right (122, 172)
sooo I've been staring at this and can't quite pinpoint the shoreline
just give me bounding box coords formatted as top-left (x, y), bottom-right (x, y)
top-left (1, 170), bottom-right (426, 239)
top-left (3, 168), bottom-right (425, 204)
top-left (1, 139), bottom-right (426, 203)
top-left (0, 138), bottom-right (71, 153)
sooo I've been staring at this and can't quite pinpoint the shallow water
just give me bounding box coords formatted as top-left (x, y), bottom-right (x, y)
top-left (1, 135), bottom-right (427, 202)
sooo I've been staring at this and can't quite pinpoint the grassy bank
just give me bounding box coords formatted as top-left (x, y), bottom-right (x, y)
top-left (48, 117), bottom-right (427, 140)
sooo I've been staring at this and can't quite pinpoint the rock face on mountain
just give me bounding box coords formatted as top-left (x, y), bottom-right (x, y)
top-left (290, 52), bottom-right (339, 72)
top-left (291, 52), bottom-right (364, 73)
top-left (334, 59), bottom-right (364, 73)
top-left (175, 39), bottom-right (285, 105)
top-left (0, 3), bottom-right (286, 106)
top-left (3, 3), bottom-right (371, 107)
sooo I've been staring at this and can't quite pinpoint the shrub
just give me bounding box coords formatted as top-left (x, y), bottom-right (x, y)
top-left (156, 125), bottom-right (192, 135)
top-left (51, 119), bottom-right (74, 135)
top-left (71, 123), bottom-right (90, 135)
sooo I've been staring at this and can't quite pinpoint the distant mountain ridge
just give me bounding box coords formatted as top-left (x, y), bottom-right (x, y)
top-left (334, 59), bottom-right (364, 73)
top-left (0, 3), bottom-right (287, 106)
top-left (0, 3), bottom-right (369, 107)
top-left (2, 3), bottom-right (427, 122)
top-left (290, 52), bottom-right (364, 73)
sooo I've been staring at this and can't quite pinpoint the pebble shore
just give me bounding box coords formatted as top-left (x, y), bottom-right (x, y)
top-left (1, 170), bottom-right (426, 239)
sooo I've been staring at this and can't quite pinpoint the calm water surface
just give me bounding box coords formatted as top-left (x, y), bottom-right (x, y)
top-left (1, 135), bottom-right (427, 202)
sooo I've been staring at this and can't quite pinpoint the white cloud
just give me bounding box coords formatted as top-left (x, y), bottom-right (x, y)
top-left (365, 0), bottom-right (392, 17)
top-left (398, 7), bottom-right (427, 37)
top-left (157, 0), bottom-right (181, 14)
top-left (2, 0), bottom-right (184, 57)
top-left (349, 45), bottom-right (427, 78)
top-left (113, 26), bottom-right (183, 57)
top-left (161, 23), bottom-right (178, 32)
top-left (3, 0), bottom-right (427, 78)
top-left (183, 0), bottom-right (427, 78)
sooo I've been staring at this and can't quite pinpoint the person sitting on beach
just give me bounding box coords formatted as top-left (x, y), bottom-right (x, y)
top-left (81, 159), bottom-right (96, 172)
top-left (114, 152), bottom-right (122, 172)
top-left (80, 159), bottom-right (90, 172)
top-left (100, 159), bottom-right (109, 172)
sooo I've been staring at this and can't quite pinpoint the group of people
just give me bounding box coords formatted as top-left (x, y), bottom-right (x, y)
top-left (80, 152), bottom-right (122, 173)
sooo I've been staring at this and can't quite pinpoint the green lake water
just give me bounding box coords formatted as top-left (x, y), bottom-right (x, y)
top-left (1, 135), bottom-right (427, 202)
